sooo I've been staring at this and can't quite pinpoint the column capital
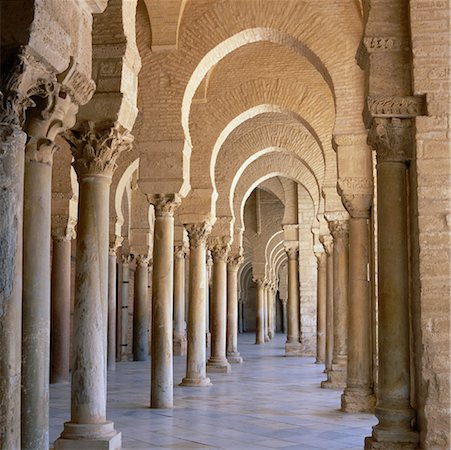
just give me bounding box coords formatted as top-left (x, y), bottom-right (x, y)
top-left (338, 177), bottom-right (373, 219)
top-left (65, 121), bottom-right (133, 179)
top-left (174, 245), bottom-right (188, 259)
top-left (150, 194), bottom-right (181, 217)
top-left (368, 117), bottom-right (414, 164)
top-left (134, 254), bottom-right (150, 268)
top-left (253, 278), bottom-right (265, 288)
top-left (109, 235), bottom-right (123, 254)
top-left (328, 219), bottom-right (349, 241)
top-left (207, 236), bottom-right (230, 262)
top-left (185, 222), bottom-right (212, 249)
top-left (314, 250), bottom-right (327, 267)
top-left (227, 254), bottom-right (244, 271)
top-left (284, 244), bottom-right (299, 260)
top-left (320, 235), bottom-right (333, 256)
top-left (121, 254), bottom-right (132, 265)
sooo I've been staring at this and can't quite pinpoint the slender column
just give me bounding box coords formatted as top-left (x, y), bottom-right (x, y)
top-left (268, 285), bottom-right (276, 339)
top-left (107, 249), bottom-right (117, 371)
top-left (116, 257), bottom-right (123, 360)
top-left (55, 122), bottom-right (132, 449)
top-left (285, 246), bottom-right (302, 356)
top-left (180, 223), bottom-right (212, 387)
top-left (173, 245), bottom-right (187, 356)
top-left (205, 252), bottom-right (212, 348)
top-left (280, 298), bottom-right (288, 334)
top-left (324, 221), bottom-right (349, 388)
top-left (341, 213), bottom-right (375, 413)
top-left (238, 299), bottom-right (244, 334)
top-left (51, 234), bottom-right (72, 383)
top-left (226, 255), bottom-right (243, 363)
top-left (314, 251), bottom-right (327, 364)
top-left (133, 255), bottom-right (149, 361)
top-left (264, 283), bottom-right (270, 342)
top-left (365, 119), bottom-right (418, 448)
top-left (150, 195), bottom-right (180, 408)
top-left (0, 124), bottom-right (26, 450)
top-left (254, 279), bottom-right (265, 344)
top-left (207, 239), bottom-right (231, 373)
top-left (119, 255), bottom-right (131, 361)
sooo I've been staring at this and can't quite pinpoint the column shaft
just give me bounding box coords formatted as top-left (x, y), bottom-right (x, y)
top-left (341, 217), bottom-right (375, 413)
top-left (285, 247), bottom-right (302, 355)
top-left (226, 262), bottom-right (242, 363)
top-left (255, 280), bottom-right (265, 344)
top-left (315, 253), bottom-right (327, 364)
top-left (120, 258), bottom-right (130, 361)
top-left (281, 299), bottom-right (288, 334)
top-left (0, 126), bottom-right (26, 450)
top-left (133, 258), bottom-right (149, 361)
top-left (264, 285), bottom-right (270, 342)
top-left (51, 237), bottom-right (72, 383)
top-left (181, 224), bottom-right (211, 386)
top-left (107, 251), bottom-right (117, 371)
top-left (173, 248), bottom-right (187, 356)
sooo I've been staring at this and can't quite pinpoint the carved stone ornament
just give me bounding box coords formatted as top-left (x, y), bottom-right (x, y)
top-left (65, 121), bottom-right (133, 178)
top-left (186, 222), bottom-right (212, 248)
top-left (319, 235), bottom-right (333, 256)
top-left (228, 255), bottom-right (244, 270)
top-left (208, 236), bottom-right (230, 262)
top-left (337, 177), bottom-right (373, 219)
top-left (109, 234), bottom-right (123, 253)
top-left (121, 254), bottom-right (132, 265)
top-left (314, 251), bottom-right (327, 267)
top-left (174, 245), bottom-right (188, 259)
top-left (253, 278), bottom-right (264, 288)
top-left (134, 254), bottom-right (150, 268)
top-left (51, 214), bottom-right (76, 241)
top-left (356, 36), bottom-right (408, 69)
top-left (57, 58), bottom-right (96, 106)
top-left (329, 220), bottom-right (349, 241)
top-left (368, 117), bottom-right (413, 164)
top-left (284, 245), bottom-right (299, 260)
top-left (151, 194), bottom-right (181, 217)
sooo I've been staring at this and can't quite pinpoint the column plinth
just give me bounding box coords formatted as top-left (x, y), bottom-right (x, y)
top-left (226, 255), bottom-right (243, 364)
top-left (173, 246), bottom-right (187, 356)
top-left (180, 223), bottom-right (212, 387)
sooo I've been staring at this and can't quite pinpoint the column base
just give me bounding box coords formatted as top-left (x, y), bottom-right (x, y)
top-left (365, 429), bottom-right (419, 450)
top-left (173, 336), bottom-right (187, 356)
top-left (315, 358), bottom-right (325, 364)
top-left (321, 367), bottom-right (347, 389)
top-left (205, 332), bottom-right (211, 348)
top-left (227, 352), bottom-right (243, 364)
top-left (54, 422), bottom-right (121, 450)
top-left (268, 331), bottom-right (274, 339)
top-left (285, 341), bottom-right (303, 356)
top-left (264, 335), bottom-right (270, 342)
top-left (179, 376), bottom-right (212, 387)
top-left (207, 357), bottom-right (231, 373)
top-left (341, 387), bottom-right (376, 413)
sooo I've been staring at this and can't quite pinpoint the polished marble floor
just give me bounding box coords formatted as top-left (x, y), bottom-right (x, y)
top-left (50, 333), bottom-right (376, 449)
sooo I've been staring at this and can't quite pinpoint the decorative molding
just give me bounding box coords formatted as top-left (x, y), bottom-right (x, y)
top-left (368, 117), bottom-right (413, 163)
top-left (65, 121), bottom-right (133, 178)
top-left (185, 222), bottom-right (212, 249)
top-left (58, 58), bottom-right (96, 106)
top-left (356, 36), bottom-right (408, 69)
top-left (332, 133), bottom-right (368, 149)
top-left (151, 194), bottom-right (181, 217)
top-left (338, 177), bottom-right (373, 194)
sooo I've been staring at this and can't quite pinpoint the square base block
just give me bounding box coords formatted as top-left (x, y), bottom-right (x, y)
top-left (285, 342), bottom-right (303, 356)
top-left (207, 359), bottom-right (231, 373)
top-left (179, 376), bottom-right (212, 387)
top-left (227, 352), bottom-right (243, 364)
top-left (341, 388), bottom-right (376, 413)
top-left (173, 337), bottom-right (187, 356)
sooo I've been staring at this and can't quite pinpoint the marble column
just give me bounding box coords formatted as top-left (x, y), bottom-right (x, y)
top-left (238, 299), bottom-right (244, 334)
top-left (107, 248), bottom-right (117, 371)
top-left (264, 283), bottom-right (270, 342)
top-left (226, 256), bottom-right (243, 363)
top-left (205, 252), bottom-right (212, 348)
top-left (321, 237), bottom-right (334, 386)
top-left (51, 234), bottom-right (72, 384)
top-left (0, 124), bottom-right (26, 450)
top-left (341, 213), bottom-right (375, 413)
top-left (173, 245), bottom-right (187, 356)
top-left (323, 220), bottom-right (349, 389)
top-left (150, 195), bottom-right (180, 408)
top-left (180, 223), bottom-right (212, 386)
top-left (119, 255), bottom-right (131, 361)
top-left (315, 251), bottom-right (327, 364)
top-left (254, 279), bottom-right (265, 345)
top-left (285, 246), bottom-right (302, 356)
top-left (365, 119), bottom-right (418, 448)
top-left (55, 122), bottom-right (132, 449)
top-left (207, 239), bottom-right (231, 373)
top-left (280, 298), bottom-right (288, 334)
top-left (133, 255), bottom-right (149, 362)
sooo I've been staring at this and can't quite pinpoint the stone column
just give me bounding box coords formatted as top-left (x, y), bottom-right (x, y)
top-left (180, 223), bottom-right (212, 386)
top-left (323, 220), bottom-right (349, 389)
top-left (22, 85), bottom-right (78, 449)
top-left (55, 122), bottom-right (132, 449)
top-left (264, 283), bottom-right (270, 342)
top-left (226, 256), bottom-right (243, 363)
top-left (285, 245), bottom-right (302, 356)
top-left (280, 298), bottom-right (288, 334)
top-left (205, 252), bottom-right (212, 348)
top-left (107, 248), bottom-right (117, 371)
top-left (207, 239), bottom-right (231, 373)
top-left (51, 234), bottom-right (72, 384)
top-left (238, 299), bottom-right (244, 334)
top-left (341, 208), bottom-right (375, 413)
top-left (321, 237), bottom-right (334, 386)
top-left (314, 251), bottom-right (327, 364)
top-left (365, 118), bottom-right (418, 448)
top-left (150, 195), bottom-right (180, 408)
top-left (254, 279), bottom-right (265, 345)
top-left (119, 255), bottom-right (131, 361)
top-left (133, 255), bottom-right (150, 361)
top-left (173, 245), bottom-right (187, 356)
top-left (0, 124), bottom-right (26, 450)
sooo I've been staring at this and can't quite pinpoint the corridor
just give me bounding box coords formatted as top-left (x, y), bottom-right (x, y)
top-left (50, 334), bottom-right (376, 450)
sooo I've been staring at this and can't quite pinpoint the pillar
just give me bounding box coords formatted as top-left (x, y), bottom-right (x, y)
top-left (226, 255), bottom-right (243, 363)
top-left (51, 234), bottom-right (72, 383)
top-left (107, 248), bottom-right (117, 371)
top-left (280, 298), bottom-right (288, 334)
top-left (323, 220), bottom-right (349, 389)
top-left (254, 279), bottom-right (265, 345)
top-left (205, 252), bottom-right (212, 348)
top-left (150, 195), bottom-right (180, 408)
top-left (314, 251), bottom-right (327, 364)
top-left (55, 122), bottom-right (131, 449)
top-left (365, 118), bottom-right (418, 448)
top-left (207, 239), bottom-right (231, 373)
top-left (180, 223), bottom-right (212, 386)
top-left (341, 212), bottom-right (375, 413)
top-left (285, 246), bottom-right (302, 356)
top-left (119, 255), bottom-right (130, 361)
top-left (173, 245), bottom-right (187, 356)
top-left (0, 124), bottom-right (26, 450)
top-left (238, 299), bottom-right (244, 334)
top-left (264, 283), bottom-right (270, 342)
top-left (133, 255), bottom-right (149, 362)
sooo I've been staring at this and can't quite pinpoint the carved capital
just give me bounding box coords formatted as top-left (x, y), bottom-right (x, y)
top-left (319, 235), bottom-right (333, 256)
top-left (368, 118), bottom-right (414, 164)
top-left (109, 234), bottom-right (123, 253)
top-left (174, 244), bottom-right (188, 259)
top-left (65, 121), bottom-right (133, 178)
top-left (51, 214), bottom-right (77, 241)
top-left (253, 278), bottom-right (265, 288)
top-left (228, 254), bottom-right (244, 271)
top-left (284, 245), bottom-right (299, 260)
top-left (58, 59), bottom-right (96, 106)
top-left (338, 177), bottom-right (373, 219)
top-left (314, 251), bottom-right (327, 268)
top-left (151, 194), bottom-right (181, 217)
top-left (186, 222), bottom-right (212, 249)
top-left (134, 254), bottom-right (150, 268)
top-left (208, 236), bottom-right (230, 262)
top-left (328, 220), bottom-right (349, 241)
top-left (121, 254), bottom-right (132, 265)
top-left (51, 226), bottom-right (74, 242)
